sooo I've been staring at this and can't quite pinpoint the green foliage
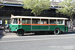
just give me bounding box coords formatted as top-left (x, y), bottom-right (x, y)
top-left (23, 0), bottom-right (51, 16)
top-left (56, 0), bottom-right (75, 19)
top-left (0, 1), bottom-right (4, 8)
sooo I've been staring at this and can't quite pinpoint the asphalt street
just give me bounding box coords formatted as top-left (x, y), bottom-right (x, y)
top-left (0, 32), bottom-right (75, 50)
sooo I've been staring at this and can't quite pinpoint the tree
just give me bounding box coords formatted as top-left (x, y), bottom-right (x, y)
top-left (56, 0), bottom-right (75, 29)
top-left (23, 0), bottom-right (51, 16)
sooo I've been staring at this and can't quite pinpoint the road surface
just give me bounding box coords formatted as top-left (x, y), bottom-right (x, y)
top-left (0, 32), bottom-right (75, 50)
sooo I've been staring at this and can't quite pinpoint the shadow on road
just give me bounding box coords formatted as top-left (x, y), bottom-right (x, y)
top-left (1, 29), bottom-right (75, 38)
top-left (61, 32), bottom-right (75, 34)
top-left (22, 32), bottom-right (75, 36)
top-left (22, 32), bottom-right (58, 36)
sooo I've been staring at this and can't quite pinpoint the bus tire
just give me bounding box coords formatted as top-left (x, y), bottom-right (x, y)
top-left (54, 28), bottom-right (61, 35)
top-left (17, 29), bottom-right (24, 36)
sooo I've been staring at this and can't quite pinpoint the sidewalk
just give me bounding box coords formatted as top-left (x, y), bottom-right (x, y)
top-left (0, 29), bottom-right (34, 38)
top-left (68, 29), bottom-right (75, 32)
top-left (0, 30), bottom-right (18, 38)
top-left (0, 30), bottom-right (4, 36)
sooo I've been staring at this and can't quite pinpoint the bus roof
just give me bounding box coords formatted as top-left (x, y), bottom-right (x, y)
top-left (11, 16), bottom-right (68, 20)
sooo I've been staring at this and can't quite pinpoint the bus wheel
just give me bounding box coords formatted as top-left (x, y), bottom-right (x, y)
top-left (54, 28), bottom-right (60, 35)
top-left (17, 30), bottom-right (24, 36)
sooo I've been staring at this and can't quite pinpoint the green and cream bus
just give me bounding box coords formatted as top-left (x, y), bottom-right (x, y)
top-left (9, 16), bottom-right (68, 36)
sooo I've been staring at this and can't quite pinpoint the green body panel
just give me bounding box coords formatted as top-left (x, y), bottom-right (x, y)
top-left (22, 25), bottom-right (31, 31)
top-left (65, 26), bottom-right (68, 32)
top-left (50, 25), bottom-right (65, 32)
top-left (32, 25), bottom-right (40, 30)
top-left (9, 24), bottom-right (19, 31)
top-left (40, 25), bottom-right (49, 30)
top-left (32, 25), bottom-right (49, 30)
top-left (9, 24), bottom-right (68, 32)
top-left (50, 25), bottom-right (57, 31)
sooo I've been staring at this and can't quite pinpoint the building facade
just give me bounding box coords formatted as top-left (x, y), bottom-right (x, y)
top-left (0, 0), bottom-right (71, 28)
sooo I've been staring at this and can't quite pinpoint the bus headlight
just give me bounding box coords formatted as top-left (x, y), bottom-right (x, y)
top-left (16, 27), bottom-right (17, 29)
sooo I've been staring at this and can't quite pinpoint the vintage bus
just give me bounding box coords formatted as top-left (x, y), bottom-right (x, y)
top-left (9, 16), bottom-right (68, 36)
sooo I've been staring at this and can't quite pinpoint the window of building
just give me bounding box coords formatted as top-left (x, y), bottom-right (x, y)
top-left (50, 19), bottom-right (56, 24)
top-left (22, 18), bottom-right (31, 24)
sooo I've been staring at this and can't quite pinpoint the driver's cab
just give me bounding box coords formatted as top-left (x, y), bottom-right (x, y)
top-left (9, 18), bottom-right (22, 31)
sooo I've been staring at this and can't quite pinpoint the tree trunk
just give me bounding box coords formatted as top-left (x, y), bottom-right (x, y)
top-left (70, 17), bottom-right (73, 29)
top-left (35, 13), bottom-right (37, 17)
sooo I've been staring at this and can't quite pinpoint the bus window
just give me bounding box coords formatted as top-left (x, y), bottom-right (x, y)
top-left (41, 19), bottom-right (48, 24)
top-left (13, 18), bottom-right (18, 24)
top-left (22, 18), bottom-right (31, 24)
top-left (32, 19), bottom-right (40, 24)
top-left (50, 19), bottom-right (56, 24)
top-left (57, 19), bottom-right (63, 24)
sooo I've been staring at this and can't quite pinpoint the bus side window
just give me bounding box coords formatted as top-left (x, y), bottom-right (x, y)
top-left (27, 20), bottom-right (31, 24)
top-left (22, 19), bottom-right (25, 24)
top-left (32, 19), bottom-right (40, 24)
top-left (44, 21), bottom-right (47, 24)
top-left (57, 20), bottom-right (63, 24)
top-left (41, 19), bottom-right (48, 24)
top-left (50, 19), bottom-right (56, 24)
top-left (41, 21), bottom-right (43, 24)
top-left (22, 19), bottom-right (31, 24)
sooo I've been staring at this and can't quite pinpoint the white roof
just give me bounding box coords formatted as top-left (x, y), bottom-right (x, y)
top-left (11, 16), bottom-right (68, 20)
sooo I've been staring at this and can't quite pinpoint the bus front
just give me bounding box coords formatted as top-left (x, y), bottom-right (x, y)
top-left (9, 18), bottom-right (22, 32)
